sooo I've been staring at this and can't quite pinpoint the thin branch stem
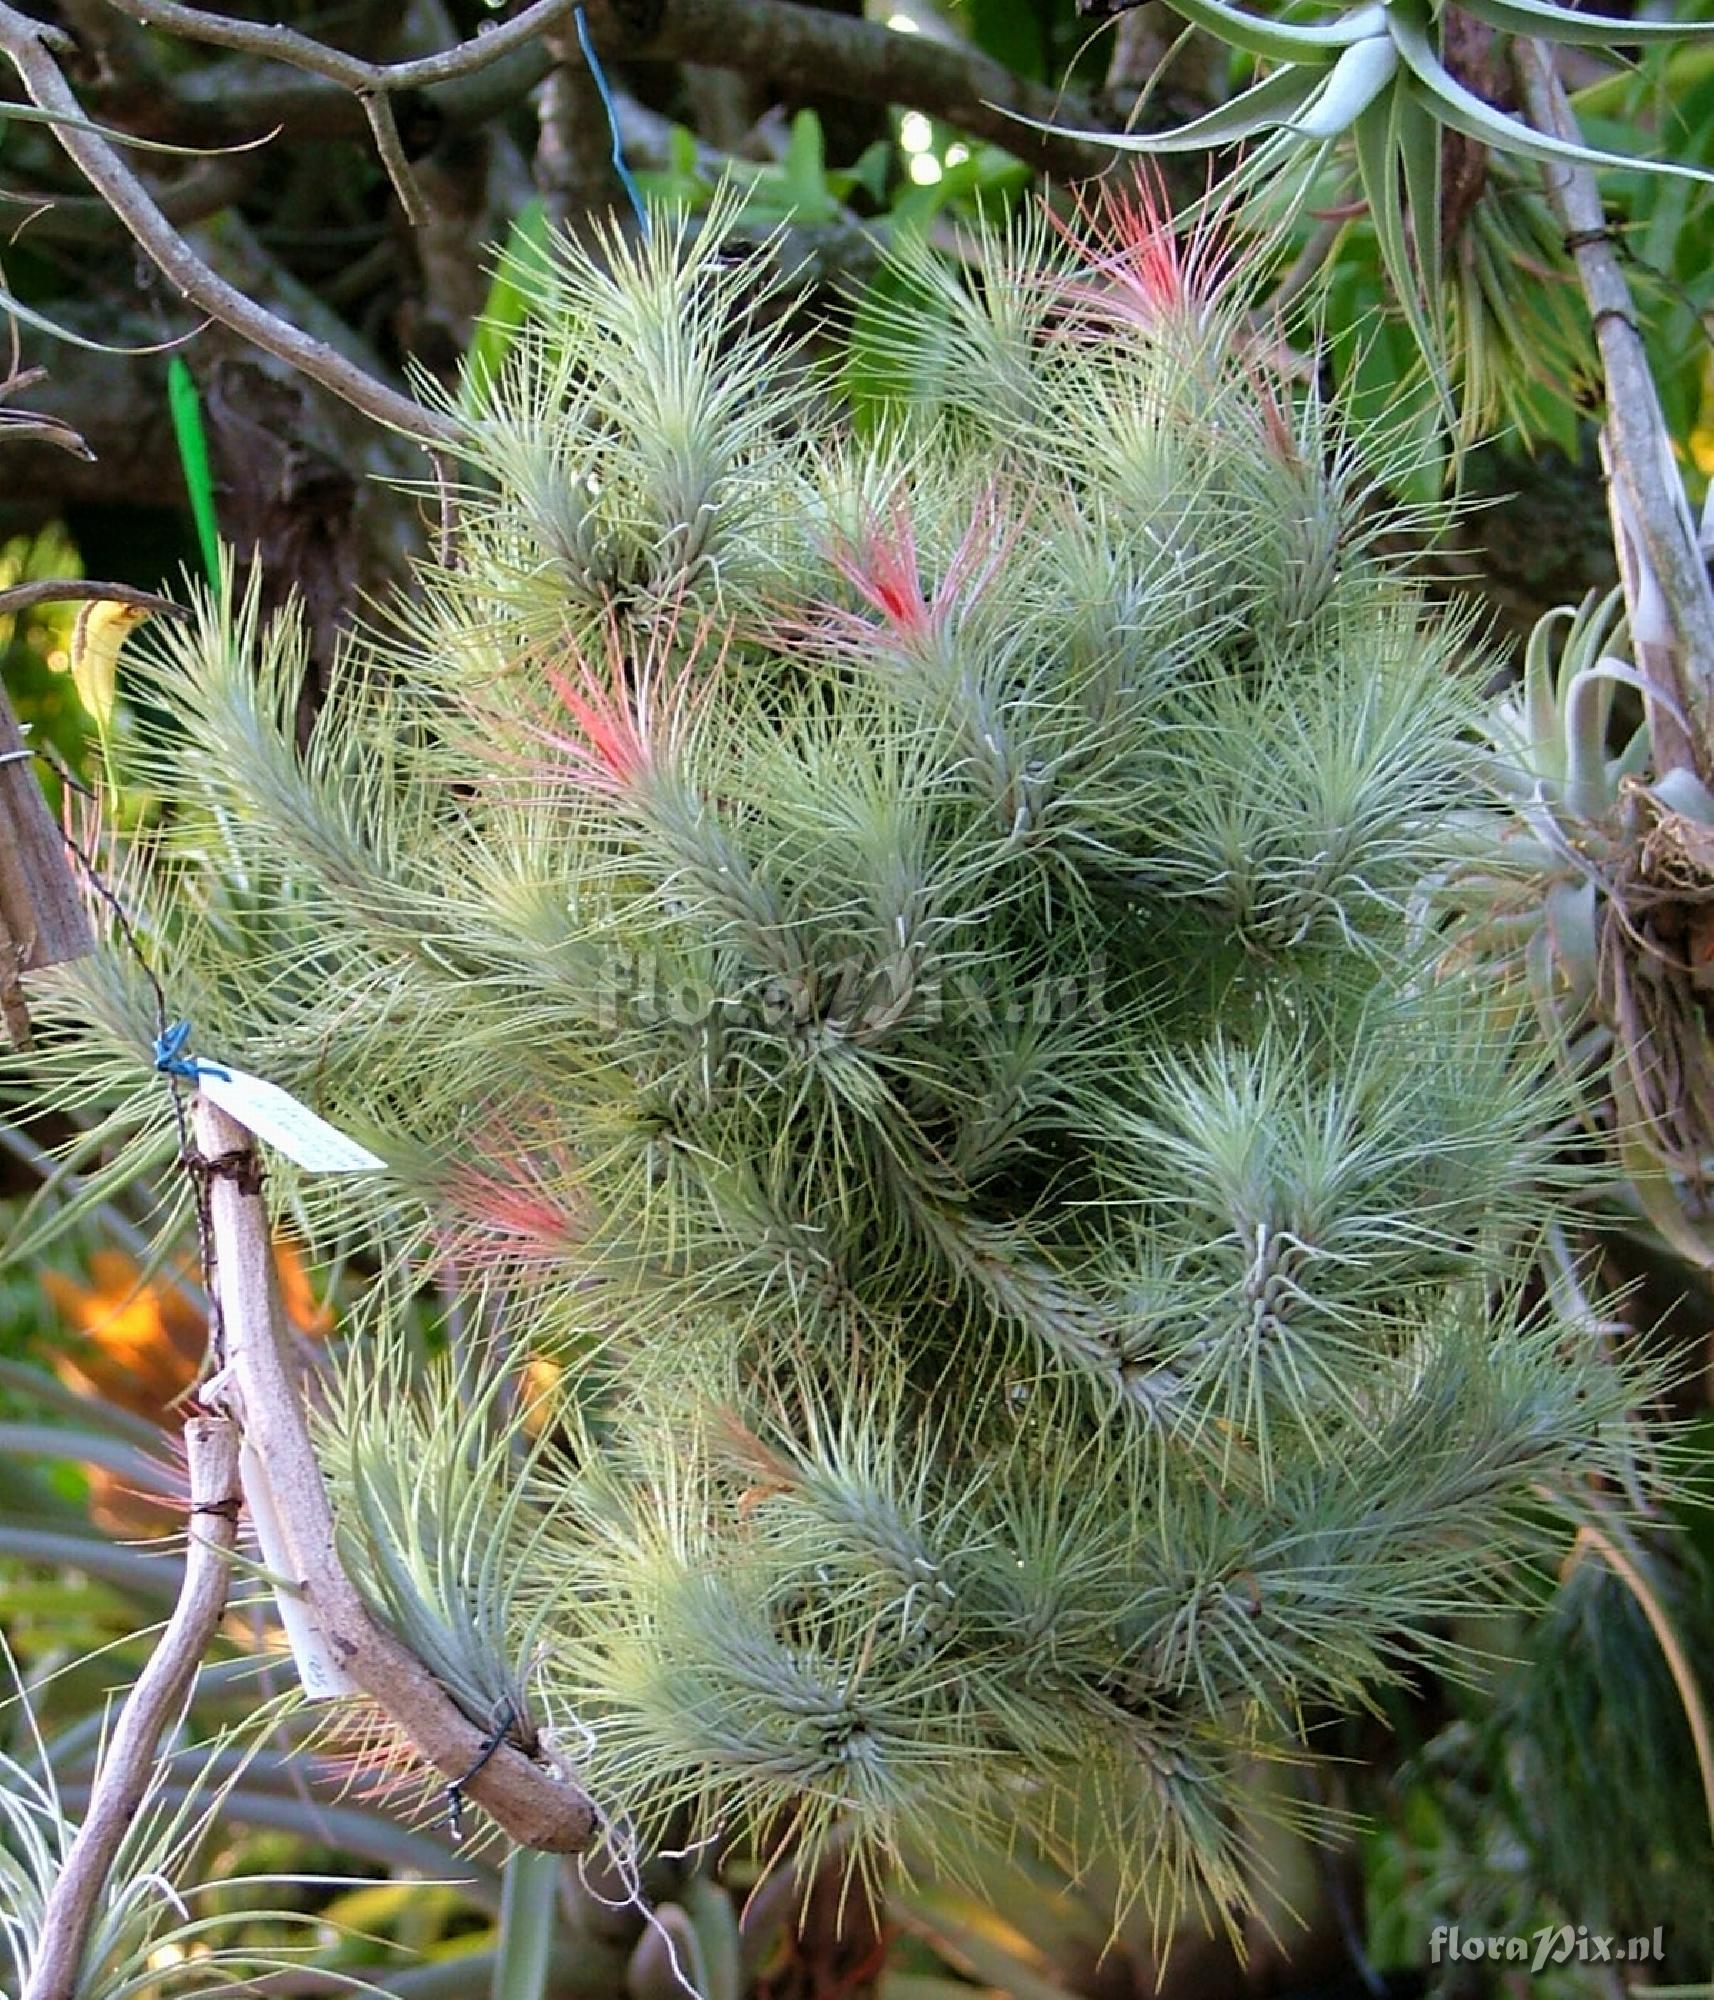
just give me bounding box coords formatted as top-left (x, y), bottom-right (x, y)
top-left (21, 1413), bottom-right (242, 2000)
top-left (360, 88), bottom-right (431, 225)
top-left (0, 0), bottom-right (454, 445)
top-left (0, 579), bottom-right (188, 619)
top-left (192, 1094), bottom-right (594, 1853)
top-left (1515, 37), bottom-right (1714, 778)
top-left (104, 0), bottom-right (575, 96)
top-left (113, 0), bottom-right (1116, 178)
top-left (102, 0), bottom-right (572, 220)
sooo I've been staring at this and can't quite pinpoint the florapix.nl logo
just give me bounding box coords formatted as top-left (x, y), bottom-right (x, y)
top-left (1430, 1925), bottom-right (1666, 1975)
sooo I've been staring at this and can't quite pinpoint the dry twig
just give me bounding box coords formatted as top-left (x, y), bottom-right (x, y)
top-left (193, 1094), bottom-right (594, 1854)
top-left (0, 0), bottom-right (454, 445)
top-left (21, 1414), bottom-right (243, 2000)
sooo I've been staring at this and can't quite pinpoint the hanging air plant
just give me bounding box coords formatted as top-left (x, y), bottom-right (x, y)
top-left (6, 193), bottom-right (1665, 1941)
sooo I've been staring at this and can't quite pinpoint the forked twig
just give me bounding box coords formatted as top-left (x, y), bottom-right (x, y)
top-left (0, 0), bottom-right (456, 446)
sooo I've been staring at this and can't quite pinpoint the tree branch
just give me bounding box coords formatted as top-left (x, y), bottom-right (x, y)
top-left (1515, 38), bottom-right (1714, 778)
top-left (0, 0), bottom-right (452, 445)
top-left (102, 0), bottom-right (575, 95)
top-left (193, 1094), bottom-right (595, 1854)
top-left (79, 0), bottom-right (1117, 179)
top-left (582, 0), bottom-right (1117, 180)
top-left (21, 1413), bottom-right (242, 2000)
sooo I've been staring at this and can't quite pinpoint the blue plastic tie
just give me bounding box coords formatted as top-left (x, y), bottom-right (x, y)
top-left (573, 4), bottom-right (649, 237)
top-left (153, 1021), bottom-right (231, 1084)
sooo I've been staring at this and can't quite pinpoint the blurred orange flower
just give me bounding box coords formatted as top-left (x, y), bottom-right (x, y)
top-left (39, 1240), bottom-right (333, 1532)
top-left (41, 1240), bottom-right (332, 1425)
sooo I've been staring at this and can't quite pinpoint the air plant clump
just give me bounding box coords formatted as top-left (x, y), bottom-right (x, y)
top-left (9, 190), bottom-right (1660, 1939)
top-left (1438, 588), bottom-right (1714, 1266)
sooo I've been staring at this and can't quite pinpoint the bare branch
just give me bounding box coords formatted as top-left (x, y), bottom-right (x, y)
top-left (0, 0), bottom-right (452, 444)
top-left (104, 0), bottom-right (575, 95)
top-left (1515, 38), bottom-right (1714, 778)
top-left (193, 1094), bottom-right (595, 1854)
top-left (97, 0), bottom-right (571, 216)
top-left (581, 0), bottom-right (1118, 181)
top-left (21, 1413), bottom-right (242, 2000)
top-left (361, 86), bottom-right (432, 223)
top-left (82, 0), bottom-right (1117, 179)
top-left (0, 578), bottom-right (187, 618)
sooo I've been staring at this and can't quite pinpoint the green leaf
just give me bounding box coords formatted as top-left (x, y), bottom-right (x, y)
top-left (0, 283), bottom-right (190, 357)
top-left (489, 1847), bottom-right (560, 2000)
top-left (1161, 0), bottom-right (1386, 64)
top-left (841, 246), bottom-right (950, 433)
top-left (469, 200), bottom-right (557, 386)
top-left (0, 1422), bottom-right (175, 1487)
top-left (956, 0), bottom-right (1045, 82)
top-left (829, 139), bottom-right (894, 207)
top-left (1389, 0), bottom-right (1714, 182)
top-left (1287, 34), bottom-right (1398, 140)
top-left (1463, 0), bottom-right (1714, 43)
top-left (1393, 74), bottom-right (1444, 381)
top-left (1574, 40), bottom-right (1714, 117)
top-left (781, 110), bottom-right (840, 224)
top-left (0, 1357), bottom-right (163, 1449)
top-left (0, 1524), bottom-right (186, 1599)
top-left (168, 356), bottom-right (222, 593)
top-left (678, 1877), bottom-right (740, 2000)
top-left (1005, 62), bottom-right (1321, 155)
top-left (1352, 88), bottom-right (1452, 429)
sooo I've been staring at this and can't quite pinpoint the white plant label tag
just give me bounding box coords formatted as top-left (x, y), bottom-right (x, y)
top-left (196, 1067), bottom-right (386, 1174)
top-left (239, 1435), bottom-right (360, 1700)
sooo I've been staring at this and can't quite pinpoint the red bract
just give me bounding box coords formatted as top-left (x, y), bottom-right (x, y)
top-left (823, 489), bottom-right (1013, 655)
top-left (543, 645), bottom-right (660, 796)
top-left (442, 1147), bottom-right (593, 1270)
top-left (539, 610), bottom-right (708, 798)
top-left (832, 504), bottom-right (933, 639)
top-left (1049, 172), bottom-right (1234, 339)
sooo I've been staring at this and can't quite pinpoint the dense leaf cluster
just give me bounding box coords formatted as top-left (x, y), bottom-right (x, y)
top-left (12, 201), bottom-right (1654, 1933)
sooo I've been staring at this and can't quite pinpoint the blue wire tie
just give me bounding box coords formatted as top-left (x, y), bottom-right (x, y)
top-left (573, 3), bottom-right (649, 237)
top-left (153, 1021), bottom-right (231, 1083)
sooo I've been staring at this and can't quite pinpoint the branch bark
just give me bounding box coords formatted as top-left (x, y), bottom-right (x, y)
top-left (74, 0), bottom-right (1116, 179)
top-left (1515, 38), bottom-right (1714, 779)
top-left (582, 0), bottom-right (1116, 181)
top-left (0, 0), bottom-right (453, 446)
top-left (101, 0), bottom-right (576, 96)
top-left (21, 1413), bottom-right (242, 2000)
top-left (192, 1094), bottom-right (594, 1854)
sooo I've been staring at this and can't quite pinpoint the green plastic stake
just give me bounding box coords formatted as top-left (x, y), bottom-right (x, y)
top-left (167, 356), bottom-right (222, 591)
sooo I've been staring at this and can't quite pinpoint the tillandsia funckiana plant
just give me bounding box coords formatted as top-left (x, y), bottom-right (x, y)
top-left (4, 192), bottom-right (1668, 1947)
